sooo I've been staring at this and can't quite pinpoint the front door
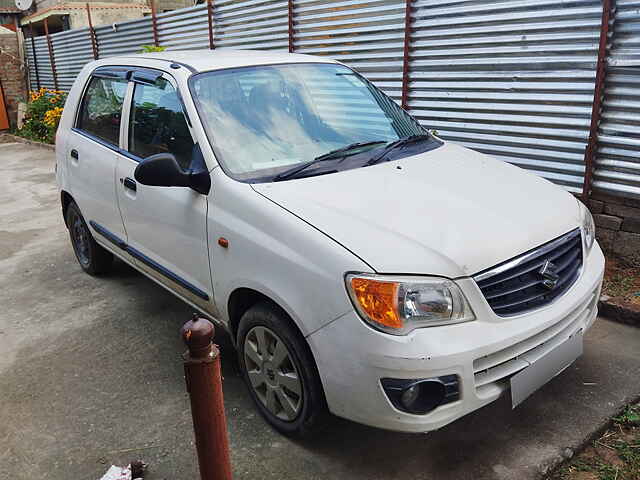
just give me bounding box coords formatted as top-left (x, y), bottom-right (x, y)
top-left (115, 72), bottom-right (213, 313)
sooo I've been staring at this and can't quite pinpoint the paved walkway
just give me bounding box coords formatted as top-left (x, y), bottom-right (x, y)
top-left (1, 143), bottom-right (639, 480)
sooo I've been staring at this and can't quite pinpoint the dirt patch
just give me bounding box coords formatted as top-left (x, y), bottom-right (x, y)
top-left (0, 229), bottom-right (46, 261)
top-left (599, 255), bottom-right (640, 326)
top-left (549, 403), bottom-right (640, 480)
top-left (602, 255), bottom-right (640, 310)
top-left (0, 133), bottom-right (54, 149)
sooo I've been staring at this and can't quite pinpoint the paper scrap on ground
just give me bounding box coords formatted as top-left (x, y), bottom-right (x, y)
top-left (98, 460), bottom-right (146, 480)
top-left (98, 465), bottom-right (131, 480)
top-left (98, 464), bottom-right (146, 480)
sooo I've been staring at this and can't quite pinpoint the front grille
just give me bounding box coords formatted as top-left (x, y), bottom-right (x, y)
top-left (474, 229), bottom-right (583, 316)
top-left (473, 288), bottom-right (598, 392)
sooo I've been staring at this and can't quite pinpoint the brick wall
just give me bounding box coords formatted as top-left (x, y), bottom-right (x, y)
top-left (589, 191), bottom-right (640, 264)
top-left (0, 32), bottom-right (25, 128)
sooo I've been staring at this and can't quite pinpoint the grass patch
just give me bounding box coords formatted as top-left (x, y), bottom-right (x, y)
top-left (602, 256), bottom-right (640, 307)
top-left (549, 403), bottom-right (640, 480)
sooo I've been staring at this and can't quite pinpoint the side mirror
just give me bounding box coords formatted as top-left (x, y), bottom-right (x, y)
top-left (134, 153), bottom-right (210, 195)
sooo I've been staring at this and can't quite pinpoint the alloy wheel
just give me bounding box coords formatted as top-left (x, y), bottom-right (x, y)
top-left (243, 326), bottom-right (303, 421)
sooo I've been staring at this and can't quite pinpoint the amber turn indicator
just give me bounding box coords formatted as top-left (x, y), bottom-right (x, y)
top-left (350, 277), bottom-right (402, 329)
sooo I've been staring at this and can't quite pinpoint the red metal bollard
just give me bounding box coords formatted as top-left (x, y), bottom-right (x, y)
top-left (181, 315), bottom-right (232, 480)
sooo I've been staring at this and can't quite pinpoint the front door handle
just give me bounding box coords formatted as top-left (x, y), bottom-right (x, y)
top-left (123, 177), bottom-right (137, 192)
top-left (70, 149), bottom-right (78, 160)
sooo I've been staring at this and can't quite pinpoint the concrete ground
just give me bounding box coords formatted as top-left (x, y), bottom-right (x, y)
top-left (1, 142), bottom-right (639, 480)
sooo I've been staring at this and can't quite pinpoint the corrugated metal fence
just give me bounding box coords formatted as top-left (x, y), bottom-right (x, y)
top-left (408, 0), bottom-right (602, 194)
top-left (94, 17), bottom-right (155, 58)
top-left (49, 28), bottom-right (94, 90)
top-left (293, 0), bottom-right (407, 102)
top-left (23, 0), bottom-right (640, 199)
top-left (592, 0), bottom-right (640, 198)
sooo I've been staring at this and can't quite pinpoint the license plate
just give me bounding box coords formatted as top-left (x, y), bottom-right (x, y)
top-left (510, 329), bottom-right (583, 408)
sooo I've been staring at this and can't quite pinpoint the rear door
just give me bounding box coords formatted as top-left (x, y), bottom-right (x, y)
top-left (114, 70), bottom-right (213, 313)
top-left (66, 70), bottom-right (128, 247)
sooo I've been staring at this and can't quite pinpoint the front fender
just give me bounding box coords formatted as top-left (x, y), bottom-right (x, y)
top-left (208, 169), bottom-right (371, 336)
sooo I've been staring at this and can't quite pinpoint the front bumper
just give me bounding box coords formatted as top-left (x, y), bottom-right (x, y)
top-left (307, 242), bottom-right (605, 433)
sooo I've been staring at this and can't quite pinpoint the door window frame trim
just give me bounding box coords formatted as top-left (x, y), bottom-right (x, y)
top-left (72, 65), bottom-right (194, 164)
top-left (73, 70), bottom-right (129, 149)
top-left (121, 72), bottom-right (195, 164)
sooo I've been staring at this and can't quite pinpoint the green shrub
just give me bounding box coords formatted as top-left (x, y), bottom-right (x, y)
top-left (141, 45), bottom-right (166, 53)
top-left (17, 88), bottom-right (67, 144)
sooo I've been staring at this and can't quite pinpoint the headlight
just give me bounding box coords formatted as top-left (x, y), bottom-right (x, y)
top-left (579, 201), bottom-right (595, 254)
top-left (345, 274), bottom-right (475, 335)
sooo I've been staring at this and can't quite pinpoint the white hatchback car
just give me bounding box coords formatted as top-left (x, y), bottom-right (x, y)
top-left (56, 50), bottom-right (605, 436)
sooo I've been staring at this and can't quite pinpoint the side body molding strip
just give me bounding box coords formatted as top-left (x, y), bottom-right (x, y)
top-left (89, 220), bottom-right (210, 301)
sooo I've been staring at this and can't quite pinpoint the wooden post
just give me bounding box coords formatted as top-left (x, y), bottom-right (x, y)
top-left (150, 0), bottom-right (160, 47)
top-left (288, 0), bottom-right (294, 53)
top-left (28, 22), bottom-right (40, 90)
top-left (581, 0), bottom-right (613, 201)
top-left (86, 3), bottom-right (99, 59)
top-left (206, 0), bottom-right (214, 50)
top-left (400, 0), bottom-right (412, 110)
top-left (43, 18), bottom-right (59, 91)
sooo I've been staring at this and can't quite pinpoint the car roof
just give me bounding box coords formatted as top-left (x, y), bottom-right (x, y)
top-left (111, 49), bottom-right (338, 73)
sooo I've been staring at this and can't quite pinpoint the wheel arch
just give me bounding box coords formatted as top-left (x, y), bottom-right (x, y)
top-left (227, 287), bottom-right (302, 344)
top-left (61, 190), bottom-right (75, 227)
top-left (226, 288), bottom-right (322, 376)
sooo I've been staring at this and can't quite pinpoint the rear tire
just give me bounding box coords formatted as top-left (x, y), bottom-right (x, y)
top-left (237, 302), bottom-right (327, 437)
top-left (66, 201), bottom-right (113, 275)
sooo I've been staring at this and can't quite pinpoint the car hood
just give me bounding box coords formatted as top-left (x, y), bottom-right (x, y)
top-left (252, 142), bottom-right (582, 278)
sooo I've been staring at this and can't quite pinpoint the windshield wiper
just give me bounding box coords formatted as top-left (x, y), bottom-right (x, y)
top-left (273, 140), bottom-right (386, 182)
top-left (314, 140), bottom-right (387, 162)
top-left (366, 134), bottom-right (432, 166)
top-left (272, 156), bottom-right (338, 182)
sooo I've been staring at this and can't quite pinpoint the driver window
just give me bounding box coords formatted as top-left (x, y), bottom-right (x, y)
top-left (128, 78), bottom-right (195, 170)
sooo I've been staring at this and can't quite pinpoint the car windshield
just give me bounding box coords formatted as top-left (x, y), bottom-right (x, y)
top-left (189, 63), bottom-right (427, 182)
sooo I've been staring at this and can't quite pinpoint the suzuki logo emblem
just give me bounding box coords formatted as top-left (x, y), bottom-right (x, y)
top-left (539, 260), bottom-right (560, 290)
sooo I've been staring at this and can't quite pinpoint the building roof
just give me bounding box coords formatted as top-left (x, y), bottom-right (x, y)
top-left (0, 0), bottom-right (19, 13)
top-left (20, 2), bottom-right (149, 25)
top-left (114, 49), bottom-right (338, 73)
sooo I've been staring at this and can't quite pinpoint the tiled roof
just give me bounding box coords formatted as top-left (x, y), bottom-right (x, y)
top-left (0, 0), bottom-right (19, 13)
top-left (20, 2), bottom-right (150, 23)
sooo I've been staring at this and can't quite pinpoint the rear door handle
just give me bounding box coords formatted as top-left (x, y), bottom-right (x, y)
top-left (70, 149), bottom-right (78, 160)
top-left (123, 177), bottom-right (137, 192)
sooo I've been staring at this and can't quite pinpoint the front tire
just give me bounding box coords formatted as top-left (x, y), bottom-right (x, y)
top-left (237, 302), bottom-right (327, 436)
top-left (66, 201), bottom-right (113, 275)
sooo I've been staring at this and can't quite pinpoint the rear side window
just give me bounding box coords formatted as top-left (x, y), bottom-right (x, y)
top-left (77, 76), bottom-right (127, 146)
top-left (128, 78), bottom-right (195, 170)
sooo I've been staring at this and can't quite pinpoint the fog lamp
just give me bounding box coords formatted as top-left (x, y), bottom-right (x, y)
top-left (381, 375), bottom-right (460, 415)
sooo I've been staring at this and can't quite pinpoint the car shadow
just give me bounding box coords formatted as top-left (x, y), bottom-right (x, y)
top-left (42, 250), bottom-right (634, 480)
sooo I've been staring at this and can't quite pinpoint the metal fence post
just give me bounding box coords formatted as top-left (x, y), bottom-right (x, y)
top-left (288, 0), bottom-right (294, 53)
top-left (400, 0), bottom-right (413, 110)
top-left (207, 0), bottom-right (214, 50)
top-left (181, 315), bottom-right (232, 480)
top-left (43, 18), bottom-right (59, 91)
top-left (28, 22), bottom-right (40, 90)
top-left (86, 3), bottom-right (99, 59)
top-left (581, 0), bottom-right (613, 201)
top-left (150, 0), bottom-right (160, 47)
